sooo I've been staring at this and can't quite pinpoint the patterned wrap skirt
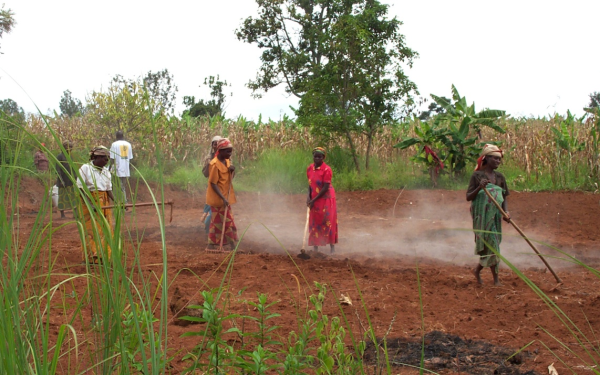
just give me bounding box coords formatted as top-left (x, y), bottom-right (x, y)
top-left (58, 185), bottom-right (77, 210)
top-left (80, 191), bottom-right (113, 259)
top-left (208, 206), bottom-right (238, 246)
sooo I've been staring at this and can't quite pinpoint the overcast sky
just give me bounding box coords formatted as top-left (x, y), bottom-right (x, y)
top-left (1, 0), bottom-right (599, 120)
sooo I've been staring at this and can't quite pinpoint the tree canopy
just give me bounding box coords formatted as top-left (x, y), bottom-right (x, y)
top-left (183, 75), bottom-right (230, 118)
top-left (0, 5), bottom-right (15, 51)
top-left (59, 90), bottom-right (85, 117)
top-left (588, 92), bottom-right (600, 109)
top-left (237, 0), bottom-right (418, 171)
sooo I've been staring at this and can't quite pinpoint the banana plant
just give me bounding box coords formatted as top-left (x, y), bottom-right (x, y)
top-left (395, 85), bottom-right (507, 181)
top-left (431, 84), bottom-right (506, 138)
top-left (394, 117), bottom-right (448, 185)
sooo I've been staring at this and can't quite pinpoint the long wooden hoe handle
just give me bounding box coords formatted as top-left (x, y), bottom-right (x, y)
top-left (101, 200), bottom-right (174, 223)
top-left (301, 207), bottom-right (310, 251)
top-left (219, 174), bottom-right (233, 251)
top-left (483, 187), bottom-right (562, 284)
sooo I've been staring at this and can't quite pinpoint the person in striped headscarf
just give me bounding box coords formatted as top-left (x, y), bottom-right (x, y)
top-left (466, 144), bottom-right (511, 286)
top-left (205, 138), bottom-right (238, 250)
top-left (306, 147), bottom-right (338, 254)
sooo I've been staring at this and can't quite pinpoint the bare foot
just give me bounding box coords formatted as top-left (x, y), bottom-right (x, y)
top-left (472, 267), bottom-right (483, 285)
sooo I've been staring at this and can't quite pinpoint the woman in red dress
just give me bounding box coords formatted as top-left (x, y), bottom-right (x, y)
top-left (306, 147), bottom-right (338, 254)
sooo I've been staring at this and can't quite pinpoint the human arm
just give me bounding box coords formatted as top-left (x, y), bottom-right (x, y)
top-left (466, 174), bottom-right (488, 201)
top-left (202, 155), bottom-right (212, 178)
top-left (502, 198), bottom-right (510, 222)
top-left (500, 176), bottom-right (510, 222)
top-left (210, 182), bottom-right (229, 207)
top-left (107, 190), bottom-right (115, 202)
top-left (307, 183), bottom-right (330, 208)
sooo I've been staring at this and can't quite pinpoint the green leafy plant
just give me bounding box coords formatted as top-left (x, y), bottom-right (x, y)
top-left (115, 304), bottom-right (172, 373)
top-left (182, 290), bottom-right (241, 374)
top-left (396, 85), bottom-right (506, 182)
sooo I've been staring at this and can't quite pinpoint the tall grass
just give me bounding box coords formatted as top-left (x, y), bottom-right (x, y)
top-left (1, 114), bottom-right (171, 373)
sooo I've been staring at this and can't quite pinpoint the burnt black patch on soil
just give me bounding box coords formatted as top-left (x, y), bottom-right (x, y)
top-left (365, 331), bottom-right (538, 375)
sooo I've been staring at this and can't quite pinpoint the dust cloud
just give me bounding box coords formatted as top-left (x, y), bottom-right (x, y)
top-left (234, 189), bottom-right (575, 271)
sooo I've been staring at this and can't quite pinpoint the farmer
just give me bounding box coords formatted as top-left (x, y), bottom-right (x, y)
top-left (205, 138), bottom-right (237, 250)
top-left (77, 146), bottom-right (115, 263)
top-left (306, 147), bottom-right (338, 254)
top-left (56, 141), bottom-right (77, 219)
top-left (34, 144), bottom-right (49, 172)
top-left (109, 130), bottom-right (133, 204)
top-left (466, 144), bottom-right (510, 286)
top-left (201, 135), bottom-right (222, 233)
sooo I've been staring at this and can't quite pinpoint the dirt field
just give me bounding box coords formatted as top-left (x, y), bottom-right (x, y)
top-left (17, 178), bottom-right (600, 374)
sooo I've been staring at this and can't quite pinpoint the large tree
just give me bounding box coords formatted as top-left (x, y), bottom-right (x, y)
top-left (143, 69), bottom-right (178, 115)
top-left (86, 75), bottom-right (150, 135)
top-left (236, 0), bottom-right (418, 171)
top-left (59, 90), bottom-right (85, 117)
top-left (87, 70), bottom-right (177, 134)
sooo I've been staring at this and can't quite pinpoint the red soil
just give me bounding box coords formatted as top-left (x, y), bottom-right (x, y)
top-left (16, 178), bottom-right (600, 374)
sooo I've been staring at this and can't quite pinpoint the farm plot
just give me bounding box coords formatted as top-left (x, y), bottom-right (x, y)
top-left (18, 180), bottom-right (600, 374)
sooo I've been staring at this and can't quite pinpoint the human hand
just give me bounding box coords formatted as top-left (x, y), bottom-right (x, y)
top-left (307, 199), bottom-right (314, 209)
top-left (223, 199), bottom-right (230, 207)
top-left (503, 211), bottom-right (511, 223)
top-left (229, 165), bottom-right (235, 173)
top-left (479, 179), bottom-right (489, 189)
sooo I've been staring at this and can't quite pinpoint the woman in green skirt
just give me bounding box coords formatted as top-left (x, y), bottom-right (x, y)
top-left (466, 144), bottom-right (511, 286)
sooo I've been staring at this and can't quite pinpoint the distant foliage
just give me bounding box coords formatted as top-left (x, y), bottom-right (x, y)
top-left (0, 98), bottom-right (25, 123)
top-left (183, 75), bottom-right (229, 118)
top-left (59, 90), bottom-right (85, 117)
top-left (588, 91), bottom-right (600, 109)
top-left (142, 69), bottom-right (178, 115)
top-left (0, 5), bottom-right (15, 50)
top-left (418, 97), bottom-right (449, 120)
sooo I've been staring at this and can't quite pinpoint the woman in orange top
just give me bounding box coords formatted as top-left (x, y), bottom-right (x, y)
top-left (206, 138), bottom-right (237, 250)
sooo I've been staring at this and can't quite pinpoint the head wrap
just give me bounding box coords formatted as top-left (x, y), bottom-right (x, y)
top-left (216, 138), bottom-right (233, 151)
top-left (212, 135), bottom-right (222, 143)
top-left (89, 146), bottom-right (110, 158)
top-left (312, 147), bottom-right (326, 157)
top-left (475, 144), bottom-right (503, 171)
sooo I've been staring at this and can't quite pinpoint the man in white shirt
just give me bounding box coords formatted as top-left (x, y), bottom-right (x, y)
top-left (109, 131), bottom-right (134, 204)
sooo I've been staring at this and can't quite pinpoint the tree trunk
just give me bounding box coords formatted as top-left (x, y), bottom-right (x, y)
top-left (365, 129), bottom-right (373, 171)
top-left (345, 130), bottom-right (361, 173)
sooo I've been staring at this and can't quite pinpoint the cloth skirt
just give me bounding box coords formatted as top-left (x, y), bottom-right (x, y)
top-left (308, 196), bottom-right (338, 246)
top-left (208, 206), bottom-right (238, 246)
top-left (80, 191), bottom-right (113, 259)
